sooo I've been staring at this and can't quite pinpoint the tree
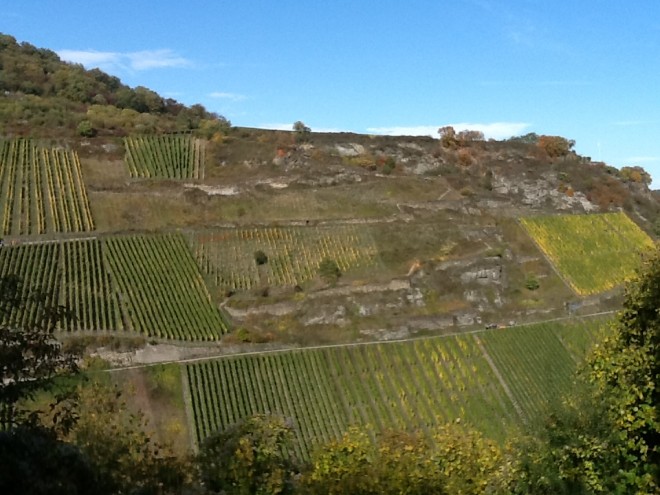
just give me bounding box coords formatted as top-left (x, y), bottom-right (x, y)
top-left (0, 275), bottom-right (77, 429)
top-left (76, 119), bottom-right (96, 137)
top-left (510, 386), bottom-right (626, 494)
top-left (513, 247), bottom-right (660, 493)
top-left (293, 121), bottom-right (311, 142)
top-left (456, 129), bottom-right (485, 144)
top-left (620, 166), bottom-right (652, 186)
top-left (584, 247), bottom-right (660, 491)
top-left (0, 425), bottom-right (102, 495)
top-left (537, 135), bottom-right (575, 158)
top-left (303, 423), bottom-right (509, 495)
top-left (197, 414), bottom-right (297, 495)
top-left (507, 132), bottom-right (540, 144)
top-left (64, 381), bottom-right (193, 495)
top-left (254, 250), bottom-right (269, 265)
top-left (438, 125), bottom-right (458, 148)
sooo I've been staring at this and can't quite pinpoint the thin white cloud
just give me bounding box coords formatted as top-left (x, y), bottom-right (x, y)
top-left (126, 49), bottom-right (190, 70)
top-left (56, 48), bottom-right (191, 71)
top-left (256, 123), bottom-right (347, 133)
top-left (367, 122), bottom-right (531, 140)
top-left (209, 92), bottom-right (247, 102)
top-left (257, 123), bottom-right (293, 131)
top-left (366, 125), bottom-right (439, 137)
top-left (57, 49), bottom-right (121, 68)
top-left (310, 127), bottom-right (346, 133)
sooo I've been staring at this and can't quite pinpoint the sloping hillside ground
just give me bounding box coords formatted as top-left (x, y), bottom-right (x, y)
top-left (70, 129), bottom-right (652, 350)
top-left (2, 128), bottom-right (657, 453)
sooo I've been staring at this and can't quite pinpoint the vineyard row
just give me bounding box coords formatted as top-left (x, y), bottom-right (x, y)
top-left (0, 139), bottom-right (95, 236)
top-left (184, 319), bottom-right (608, 459)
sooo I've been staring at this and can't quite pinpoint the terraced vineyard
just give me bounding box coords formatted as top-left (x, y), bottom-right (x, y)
top-left (124, 135), bottom-right (205, 179)
top-left (520, 212), bottom-right (654, 295)
top-left (0, 234), bottom-right (228, 338)
top-left (0, 139), bottom-right (95, 235)
top-left (59, 238), bottom-right (123, 332)
top-left (0, 238), bottom-right (120, 331)
top-left (184, 318), bottom-right (608, 458)
top-left (187, 225), bottom-right (378, 291)
top-left (104, 233), bottom-right (228, 340)
top-left (0, 241), bottom-right (61, 328)
top-left (478, 321), bottom-right (607, 418)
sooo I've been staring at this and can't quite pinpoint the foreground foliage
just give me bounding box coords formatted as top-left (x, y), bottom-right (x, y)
top-left (510, 247), bottom-right (660, 493)
top-left (198, 414), bottom-right (296, 495)
top-left (4, 241), bottom-right (660, 492)
top-left (303, 423), bottom-right (510, 495)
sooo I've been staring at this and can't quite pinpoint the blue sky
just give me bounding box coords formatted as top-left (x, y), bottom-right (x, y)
top-left (3, 1), bottom-right (660, 186)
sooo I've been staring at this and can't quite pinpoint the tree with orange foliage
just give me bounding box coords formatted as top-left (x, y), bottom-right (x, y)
top-left (537, 135), bottom-right (575, 158)
top-left (620, 166), bottom-right (652, 186)
top-left (438, 126), bottom-right (458, 148)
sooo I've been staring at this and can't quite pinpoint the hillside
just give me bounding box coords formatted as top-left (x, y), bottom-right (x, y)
top-left (1, 32), bottom-right (659, 462)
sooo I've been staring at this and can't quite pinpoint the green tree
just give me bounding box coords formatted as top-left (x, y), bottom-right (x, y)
top-left (303, 422), bottom-right (509, 495)
top-left (507, 132), bottom-right (540, 144)
top-left (76, 119), bottom-right (96, 137)
top-left (512, 248), bottom-right (660, 493)
top-left (0, 425), bottom-right (102, 495)
top-left (0, 275), bottom-right (77, 429)
top-left (584, 247), bottom-right (660, 491)
top-left (197, 414), bottom-right (297, 495)
top-left (293, 121), bottom-right (311, 142)
top-left (254, 250), bottom-right (269, 265)
top-left (64, 381), bottom-right (193, 495)
top-left (510, 387), bottom-right (625, 494)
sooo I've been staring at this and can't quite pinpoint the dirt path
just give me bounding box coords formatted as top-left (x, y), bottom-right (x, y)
top-left (105, 311), bottom-right (615, 373)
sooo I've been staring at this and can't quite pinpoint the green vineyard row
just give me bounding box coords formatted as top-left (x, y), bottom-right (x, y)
top-left (0, 234), bottom-right (228, 339)
top-left (520, 212), bottom-right (654, 295)
top-left (104, 234), bottom-right (227, 340)
top-left (184, 318), bottom-right (608, 459)
top-left (124, 135), bottom-right (205, 179)
top-left (0, 139), bottom-right (95, 236)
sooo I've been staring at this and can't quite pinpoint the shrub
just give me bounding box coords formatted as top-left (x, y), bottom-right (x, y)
top-left (382, 156), bottom-right (396, 175)
top-left (525, 275), bottom-right (540, 291)
top-left (77, 119), bottom-right (96, 137)
top-left (254, 250), bottom-right (268, 265)
top-left (318, 258), bottom-right (341, 283)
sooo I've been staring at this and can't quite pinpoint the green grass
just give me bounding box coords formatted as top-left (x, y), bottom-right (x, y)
top-left (184, 317), bottom-right (609, 458)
